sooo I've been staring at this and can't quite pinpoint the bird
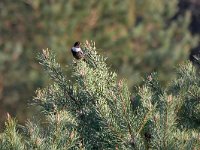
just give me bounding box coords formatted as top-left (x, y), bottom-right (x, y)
top-left (71, 41), bottom-right (85, 60)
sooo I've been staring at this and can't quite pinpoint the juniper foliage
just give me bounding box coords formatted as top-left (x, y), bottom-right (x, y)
top-left (0, 41), bottom-right (199, 149)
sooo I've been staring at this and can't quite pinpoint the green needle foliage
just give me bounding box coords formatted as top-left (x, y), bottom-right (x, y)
top-left (1, 0), bottom-right (199, 129)
top-left (0, 41), bottom-right (199, 149)
top-left (169, 61), bottom-right (200, 131)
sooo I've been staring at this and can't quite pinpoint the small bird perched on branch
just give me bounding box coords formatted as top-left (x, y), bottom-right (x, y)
top-left (71, 41), bottom-right (85, 60)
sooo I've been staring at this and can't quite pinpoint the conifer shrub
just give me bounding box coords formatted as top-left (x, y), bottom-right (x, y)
top-left (0, 41), bottom-right (199, 149)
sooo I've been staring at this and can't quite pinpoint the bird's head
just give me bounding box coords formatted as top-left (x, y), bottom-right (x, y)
top-left (74, 41), bottom-right (80, 47)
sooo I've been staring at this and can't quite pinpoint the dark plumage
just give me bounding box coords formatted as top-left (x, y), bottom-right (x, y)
top-left (71, 41), bottom-right (84, 60)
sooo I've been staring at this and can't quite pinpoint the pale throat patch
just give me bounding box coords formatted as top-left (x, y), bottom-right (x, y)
top-left (72, 47), bottom-right (82, 52)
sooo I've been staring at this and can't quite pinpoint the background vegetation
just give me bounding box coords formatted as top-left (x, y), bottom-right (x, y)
top-left (0, 0), bottom-right (200, 132)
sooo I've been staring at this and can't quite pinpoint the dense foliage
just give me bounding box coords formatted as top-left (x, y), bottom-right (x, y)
top-left (0, 0), bottom-right (199, 131)
top-left (0, 41), bottom-right (199, 149)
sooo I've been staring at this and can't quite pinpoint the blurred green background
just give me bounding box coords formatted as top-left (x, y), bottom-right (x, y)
top-left (0, 0), bottom-right (199, 131)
